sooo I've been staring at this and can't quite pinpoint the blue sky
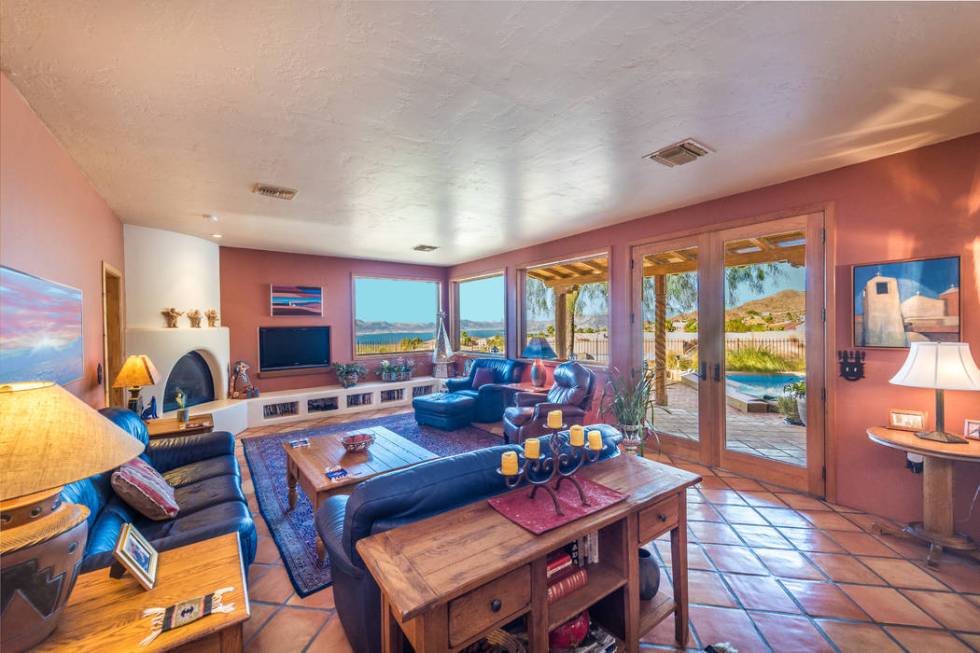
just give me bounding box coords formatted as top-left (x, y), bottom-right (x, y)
top-left (355, 277), bottom-right (438, 323)
top-left (459, 275), bottom-right (505, 322)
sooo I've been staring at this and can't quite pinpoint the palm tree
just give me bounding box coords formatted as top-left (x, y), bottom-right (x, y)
top-left (525, 277), bottom-right (608, 358)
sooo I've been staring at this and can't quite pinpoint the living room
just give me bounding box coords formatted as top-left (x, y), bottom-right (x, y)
top-left (2, 3), bottom-right (979, 653)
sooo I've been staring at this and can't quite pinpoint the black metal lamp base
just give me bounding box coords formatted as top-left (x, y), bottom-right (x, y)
top-left (915, 430), bottom-right (968, 444)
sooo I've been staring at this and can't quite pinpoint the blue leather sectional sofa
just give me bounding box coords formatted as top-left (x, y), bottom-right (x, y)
top-left (61, 408), bottom-right (257, 572)
top-left (316, 424), bottom-right (623, 653)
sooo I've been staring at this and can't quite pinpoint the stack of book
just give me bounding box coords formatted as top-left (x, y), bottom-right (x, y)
top-left (546, 551), bottom-right (588, 603)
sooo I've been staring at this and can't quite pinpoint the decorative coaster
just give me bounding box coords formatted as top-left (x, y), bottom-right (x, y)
top-left (488, 478), bottom-right (626, 535)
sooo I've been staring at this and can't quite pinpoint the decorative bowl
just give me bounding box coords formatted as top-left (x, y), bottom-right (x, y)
top-left (341, 432), bottom-right (374, 453)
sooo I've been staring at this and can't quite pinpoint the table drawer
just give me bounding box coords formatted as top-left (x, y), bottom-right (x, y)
top-left (638, 495), bottom-right (680, 542)
top-left (448, 565), bottom-right (530, 647)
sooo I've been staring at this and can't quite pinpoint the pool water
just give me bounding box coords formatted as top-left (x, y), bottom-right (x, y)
top-left (726, 373), bottom-right (803, 399)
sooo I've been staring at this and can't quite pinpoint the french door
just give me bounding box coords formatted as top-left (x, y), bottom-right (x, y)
top-left (632, 212), bottom-right (826, 495)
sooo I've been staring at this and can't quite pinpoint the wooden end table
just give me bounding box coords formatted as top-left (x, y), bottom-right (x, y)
top-left (35, 532), bottom-right (249, 652)
top-left (867, 426), bottom-right (980, 567)
top-left (145, 413), bottom-right (214, 438)
top-left (283, 425), bottom-right (439, 560)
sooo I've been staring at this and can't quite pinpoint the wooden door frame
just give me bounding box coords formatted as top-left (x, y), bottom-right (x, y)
top-left (630, 204), bottom-right (835, 499)
top-left (102, 261), bottom-right (124, 408)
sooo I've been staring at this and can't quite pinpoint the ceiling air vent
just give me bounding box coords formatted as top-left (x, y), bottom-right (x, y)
top-left (644, 139), bottom-right (712, 167)
top-left (413, 244), bottom-right (439, 252)
top-left (252, 183), bottom-right (298, 200)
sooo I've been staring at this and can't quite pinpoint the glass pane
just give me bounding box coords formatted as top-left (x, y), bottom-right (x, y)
top-left (524, 255), bottom-right (608, 363)
top-left (354, 277), bottom-right (438, 355)
top-left (723, 230), bottom-right (807, 466)
top-left (458, 275), bottom-right (505, 354)
top-left (642, 246), bottom-right (700, 442)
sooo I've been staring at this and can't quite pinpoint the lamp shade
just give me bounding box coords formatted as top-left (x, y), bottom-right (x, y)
top-left (112, 354), bottom-right (160, 388)
top-left (522, 337), bottom-right (557, 360)
top-left (889, 342), bottom-right (980, 391)
top-left (0, 382), bottom-right (145, 501)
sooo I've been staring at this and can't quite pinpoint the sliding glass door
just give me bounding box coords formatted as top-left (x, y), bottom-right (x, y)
top-left (633, 213), bottom-right (826, 494)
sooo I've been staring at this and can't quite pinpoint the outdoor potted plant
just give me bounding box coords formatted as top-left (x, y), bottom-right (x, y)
top-left (601, 367), bottom-right (660, 456)
top-left (784, 379), bottom-right (807, 426)
top-left (333, 362), bottom-right (367, 388)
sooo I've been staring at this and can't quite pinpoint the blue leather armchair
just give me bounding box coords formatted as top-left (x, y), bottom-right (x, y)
top-left (315, 425), bottom-right (622, 653)
top-left (444, 358), bottom-right (526, 422)
top-left (503, 361), bottom-right (596, 443)
top-left (61, 408), bottom-right (257, 572)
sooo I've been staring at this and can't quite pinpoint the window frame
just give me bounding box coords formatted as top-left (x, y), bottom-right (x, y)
top-left (516, 248), bottom-right (612, 368)
top-left (351, 274), bottom-right (443, 360)
top-left (451, 270), bottom-right (507, 358)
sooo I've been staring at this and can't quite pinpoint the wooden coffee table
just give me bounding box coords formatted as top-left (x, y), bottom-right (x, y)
top-left (283, 425), bottom-right (438, 559)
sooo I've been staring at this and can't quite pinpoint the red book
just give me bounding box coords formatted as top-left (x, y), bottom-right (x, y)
top-left (547, 567), bottom-right (588, 603)
top-left (546, 551), bottom-right (573, 579)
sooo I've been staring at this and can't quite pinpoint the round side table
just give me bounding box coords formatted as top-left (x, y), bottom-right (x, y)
top-left (867, 426), bottom-right (980, 567)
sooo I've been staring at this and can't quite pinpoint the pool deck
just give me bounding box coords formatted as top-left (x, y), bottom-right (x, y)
top-left (652, 382), bottom-right (807, 467)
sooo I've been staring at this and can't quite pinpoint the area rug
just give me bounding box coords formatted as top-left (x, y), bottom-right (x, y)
top-left (241, 412), bottom-right (502, 596)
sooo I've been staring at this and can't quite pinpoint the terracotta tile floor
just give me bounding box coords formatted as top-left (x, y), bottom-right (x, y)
top-left (210, 407), bottom-right (979, 652)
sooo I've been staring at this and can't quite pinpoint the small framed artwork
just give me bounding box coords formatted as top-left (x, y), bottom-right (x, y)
top-left (965, 418), bottom-right (980, 441)
top-left (852, 255), bottom-right (960, 348)
top-left (112, 523), bottom-right (159, 590)
top-left (271, 285), bottom-right (323, 316)
top-left (889, 409), bottom-right (928, 432)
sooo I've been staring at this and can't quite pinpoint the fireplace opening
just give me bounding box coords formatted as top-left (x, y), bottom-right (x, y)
top-left (164, 351), bottom-right (216, 412)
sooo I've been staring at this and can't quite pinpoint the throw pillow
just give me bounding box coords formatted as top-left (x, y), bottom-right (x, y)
top-left (111, 458), bottom-right (179, 521)
top-left (472, 367), bottom-right (496, 389)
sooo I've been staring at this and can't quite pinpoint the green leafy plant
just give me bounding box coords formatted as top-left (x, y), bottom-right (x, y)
top-left (784, 380), bottom-right (806, 398)
top-left (600, 367), bottom-right (660, 455)
top-left (777, 394), bottom-right (802, 424)
top-left (333, 362), bottom-right (367, 387)
top-left (725, 348), bottom-right (804, 373)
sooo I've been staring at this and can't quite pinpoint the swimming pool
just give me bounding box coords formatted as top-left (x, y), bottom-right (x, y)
top-left (726, 373), bottom-right (803, 398)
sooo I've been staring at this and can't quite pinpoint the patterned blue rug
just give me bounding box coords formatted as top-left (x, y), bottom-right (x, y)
top-left (241, 412), bottom-right (501, 596)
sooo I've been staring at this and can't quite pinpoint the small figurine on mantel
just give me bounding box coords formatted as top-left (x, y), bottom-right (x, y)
top-left (205, 309), bottom-right (219, 327)
top-left (161, 307), bottom-right (183, 328)
top-left (187, 309), bottom-right (204, 328)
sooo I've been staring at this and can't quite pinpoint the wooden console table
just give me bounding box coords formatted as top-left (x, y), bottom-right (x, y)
top-left (357, 455), bottom-right (700, 652)
top-left (867, 426), bottom-right (980, 567)
top-left (145, 413), bottom-right (214, 438)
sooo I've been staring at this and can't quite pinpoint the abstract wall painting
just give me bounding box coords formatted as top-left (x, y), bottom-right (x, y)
top-left (0, 266), bottom-right (84, 385)
top-left (270, 285), bottom-right (323, 316)
top-left (853, 256), bottom-right (959, 348)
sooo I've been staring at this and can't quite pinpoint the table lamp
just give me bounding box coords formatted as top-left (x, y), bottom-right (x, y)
top-left (112, 354), bottom-right (160, 413)
top-left (522, 337), bottom-right (557, 387)
top-left (889, 342), bottom-right (980, 443)
top-left (0, 382), bottom-right (145, 652)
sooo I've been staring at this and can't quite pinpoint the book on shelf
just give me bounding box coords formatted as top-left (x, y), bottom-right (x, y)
top-left (546, 551), bottom-right (573, 579)
top-left (547, 566), bottom-right (588, 603)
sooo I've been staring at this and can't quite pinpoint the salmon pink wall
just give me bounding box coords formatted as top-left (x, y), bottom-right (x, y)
top-left (0, 73), bottom-right (124, 408)
top-left (219, 246), bottom-right (449, 392)
top-left (449, 133), bottom-right (980, 538)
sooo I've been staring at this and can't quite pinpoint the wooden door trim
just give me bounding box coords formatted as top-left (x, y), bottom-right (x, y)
top-left (101, 261), bottom-right (124, 408)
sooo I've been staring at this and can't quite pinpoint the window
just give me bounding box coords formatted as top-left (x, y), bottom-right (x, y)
top-left (353, 277), bottom-right (440, 356)
top-left (456, 274), bottom-right (505, 355)
top-left (522, 254), bottom-right (609, 363)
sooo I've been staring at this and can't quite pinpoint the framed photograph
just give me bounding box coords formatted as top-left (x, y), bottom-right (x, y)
top-left (965, 418), bottom-right (980, 441)
top-left (889, 408), bottom-right (928, 433)
top-left (0, 265), bottom-right (83, 385)
top-left (270, 285), bottom-right (323, 316)
top-left (113, 523), bottom-right (159, 590)
top-left (852, 255), bottom-right (960, 348)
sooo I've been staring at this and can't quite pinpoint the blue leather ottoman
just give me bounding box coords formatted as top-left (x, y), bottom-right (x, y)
top-left (413, 392), bottom-right (477, 430)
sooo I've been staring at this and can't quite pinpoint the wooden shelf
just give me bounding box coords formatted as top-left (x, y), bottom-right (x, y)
top-left (638, 587), bottom-right (676, 637)
top-left (548, 563), bottom-right (625, 630)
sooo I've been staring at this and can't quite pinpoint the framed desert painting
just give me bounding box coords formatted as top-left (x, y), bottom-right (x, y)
top-left (852, 255), bottom-right (959, 349)
top-left (0, 265), bottom-right (84, 385)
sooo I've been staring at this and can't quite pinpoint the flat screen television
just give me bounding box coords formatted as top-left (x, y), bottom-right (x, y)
top-left (259, 326), bottom-right (331, 372)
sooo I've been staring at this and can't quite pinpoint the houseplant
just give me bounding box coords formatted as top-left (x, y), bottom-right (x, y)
top-left (784, 379), bottom-right (807, 426)
top-left (376, 359), bottom-right (395, 382)
top-left (601, 367), bottom-right (659, 456)
top-left (333, 362), bottom-right (367, 388)
top-left (394, 357), bottom-right (415, 381)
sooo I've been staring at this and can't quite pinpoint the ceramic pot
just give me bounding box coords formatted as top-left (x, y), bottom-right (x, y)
top-left (797, 396), bottom-right (807, 426)
top-left (530, 359), bottom-right (546, 387)
top-left (638, 548), bottom-right (661, 600)
top-left (339, 373), bottom-right (359, 388)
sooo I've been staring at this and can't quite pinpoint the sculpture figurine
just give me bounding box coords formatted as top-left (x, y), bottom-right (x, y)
top-left (229, 360), bottom-right (254, 399)
top-left (205, 309), bottom-right (219, 327)
top-left (161, 307), bottom-right (184, 328)
top-left (187, 309), bottom-right (204, 328)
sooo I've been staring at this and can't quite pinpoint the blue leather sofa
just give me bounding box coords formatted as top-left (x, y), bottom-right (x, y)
top-left (443, 358), bottom-right (526, 422)
top-left (315, 424), bottom-right (623, 653)
top-left (61, 408), bottom-right (257, 572)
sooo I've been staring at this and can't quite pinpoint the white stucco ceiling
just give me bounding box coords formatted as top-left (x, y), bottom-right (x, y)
top-left (2, 2), bottom-right (979, 265)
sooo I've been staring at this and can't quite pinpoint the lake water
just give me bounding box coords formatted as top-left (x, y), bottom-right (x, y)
top-left (355, 328), bottom-right (504, 344)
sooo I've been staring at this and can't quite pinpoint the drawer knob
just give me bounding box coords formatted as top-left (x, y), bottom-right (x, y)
top-left (658, 513), bottom-right (667, 522)
top-left (489, 598), bottom-right (502, 613)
